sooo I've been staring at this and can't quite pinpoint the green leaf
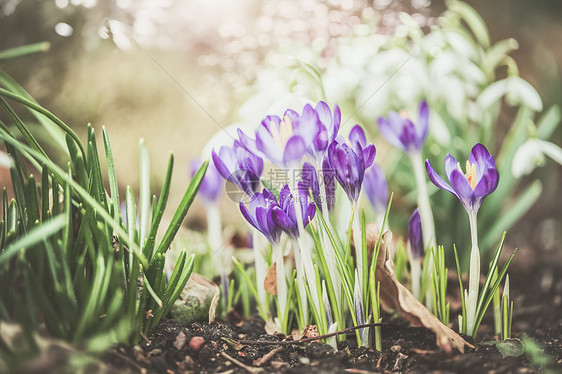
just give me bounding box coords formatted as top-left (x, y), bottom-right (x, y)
top-left (139, 139), bottom-right (151, 247)
top-left (536, 105), bottom-right (561, 140)
top-left (102, 127), bottom-right (121, 224)
top-left (0, 97), bottom-right (48, 160)
top-left (483, 38), bottom-right (518, 78)
top-left (0, 130), bottom-right (148, 268)
top-left (482, 338), bottom-right (524, 357)
top-left (0, 42), bottom-right (50, 60)
top-left (0, 87), bottom-right (85, 160)
top-left (446, 0), bottom-right (490, 48)
top-left (144, 153), bottom-right (173, 261)
top-left (0, 70), bottom-right (66, 151)
top-left (0, 215), bottom-right (66, 266)
top-left (155, 161), bottom-right (208, 257)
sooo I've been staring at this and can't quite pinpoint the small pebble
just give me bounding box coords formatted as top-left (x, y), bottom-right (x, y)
top-left (391, 345), bottom-right (402, 352)
top-left (190, 336), bottom-right (205, 351)
top-left (299, 357), bottom-right (310, 365)
top-left (173, 331), bottom-right (187, 350)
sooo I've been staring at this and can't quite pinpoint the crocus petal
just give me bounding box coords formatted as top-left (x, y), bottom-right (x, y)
top-left (378, 116), bottom-right (406, 151)
top-left (312, 129), bottom-right (329, 156)
top-left (279, 184), bottom-right (292, 206)
top-left (425, 159), bottom-right (457, 196)
top-left (297, 104), bottom-right (322, 143)
top-left (191, 159), bottom-right (222, 202)
top-left (322, 157), bottom-right (336, 212)
top-left (283, 109), bottom-right (300, 125)
top-left (332, 105), bottom-right (341, 141)
top-left (408, 208), bottom-right (424, 259)
top-left (449, 169), bottom-right (474, 207)
top-left (315, 101), bottom-right (332, 130)
top-left (362, 144), bottom-right (376, 168)
top-left (378, 102), bottom-right (430, 152)
top-left (262, 188), bottom-right (276, 202)
top-left (444, 154), bottom-right (459, 181)
top-left (239, 202), bottom-right (258, 231)
top-left (363, 163), bottom-right (388, 213)
top-left (473, 161), bottom-right (499, 198)
top-left (256, 121), bottom-right (282, 164)
top-left (237, 128), bottom-right (261, 157)
top-left (271, 206), bottom-right (297, 238)
top-left (212, 149), bottom-right (233, 181)
top-left (469, 143), bottom-right (492, 179)
top-left (330, 142), bottom-right (364, 201)
top-left (283, 136), bottom-right (306, 165)
top-left (349, 125), bottom-right (367, 148)
top-left (303, 202), bottom-right (316, 227)
top-left (417, 100), bottom-right (429, 144)
top-left (398, 120), bottom-right (418, 151)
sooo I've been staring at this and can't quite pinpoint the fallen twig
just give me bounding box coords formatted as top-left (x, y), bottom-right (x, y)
top-left (253, 346), bottom-right (283, 367)
top-left (220, 352), bottom-right (261, 374)
top-left (238, 323), bottom-right (385, 345)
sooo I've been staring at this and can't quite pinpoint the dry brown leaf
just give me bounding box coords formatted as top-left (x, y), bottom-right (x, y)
top-left (367, 227), bottom-right (474, 353)
top-left (264, 319), bottom-right (283, 335)
top-left (264, 263), bottom-right (277, 295)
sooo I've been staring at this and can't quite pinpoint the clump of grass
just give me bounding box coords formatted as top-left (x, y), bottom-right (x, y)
top-left (0, 43), bottom-right (206, 362)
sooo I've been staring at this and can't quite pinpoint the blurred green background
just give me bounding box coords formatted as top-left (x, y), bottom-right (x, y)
top-left (0, 0), bottom-right (560, 255)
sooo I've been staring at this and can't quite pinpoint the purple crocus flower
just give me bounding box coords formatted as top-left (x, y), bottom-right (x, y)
top-left (425, 143), bottom-right (499, 214)
top-left (239, 188), bottom-right (282, 244)
top-left (299, 101), bottom-right (341, 161)
top-left (212, 140), bottom-right (263, 197)
top-left (238, 109), bottom-right (307, 167)
top-left (378, 100), bottom-right (429, 152)
top-left (408, 209), bottom-right (423, 259)
top-left (271, 184), bottom-right (316, 239)
top-left (327, 125), bottom-right (376, 202)
top-left (238, 102), bottom-right (341, 167)
top-left (300, 162), bottom-right (336, 213)
top-left (191, 158), bottom-right (223, 203)
top-left (363, 163), bottom-right (388, 214)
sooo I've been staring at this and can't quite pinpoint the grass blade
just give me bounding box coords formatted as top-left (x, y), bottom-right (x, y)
top-left (0, 215), bottom-right (66, 265)
top-left (155, 161), bottom-right (207, 257)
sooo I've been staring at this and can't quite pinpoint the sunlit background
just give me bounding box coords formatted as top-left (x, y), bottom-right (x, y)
top-left (1, 0), bottom-right (561, 255)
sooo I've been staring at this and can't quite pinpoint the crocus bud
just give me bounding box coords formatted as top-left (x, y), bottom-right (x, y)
top-left (363, 163), bottom-right (388, 214)
top-left (408, 208), bottom-right (423, 259)
top-left (191, 158), bottom-right (222, 204)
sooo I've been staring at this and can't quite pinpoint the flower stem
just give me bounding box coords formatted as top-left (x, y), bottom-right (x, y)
top-left (292, 238), bottom-right (309, 326)
top-left (289, 171), bottom-right (321, 325)
top-left (252, 229), bottom-right (269, 320)
top-left (409, 253), bottom-right (421, 301)
top-left (409, 151), bottom-right (437, 255)
top-left (409, 151), bottom-right (437, 309)
top-left (316, 161), bottom-right (343, 327)
top-left (207, 204), bottom-right (228, 311)
top-left (466, 210), bottom-right (480, 337)
top-left (273, 242), bottom-right (288, 334)
top-left (352, 202), bottom-right (363, 297)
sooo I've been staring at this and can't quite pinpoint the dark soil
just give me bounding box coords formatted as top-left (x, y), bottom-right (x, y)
top-left (105, 245), bottom-right (562, 374)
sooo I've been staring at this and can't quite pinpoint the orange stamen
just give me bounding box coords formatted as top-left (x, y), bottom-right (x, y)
top-left (458, 161), bottom-right (478, 190)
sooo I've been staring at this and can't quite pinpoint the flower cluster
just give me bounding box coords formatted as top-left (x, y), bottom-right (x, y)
top-left (195, 97), bottom-right (506, 345)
